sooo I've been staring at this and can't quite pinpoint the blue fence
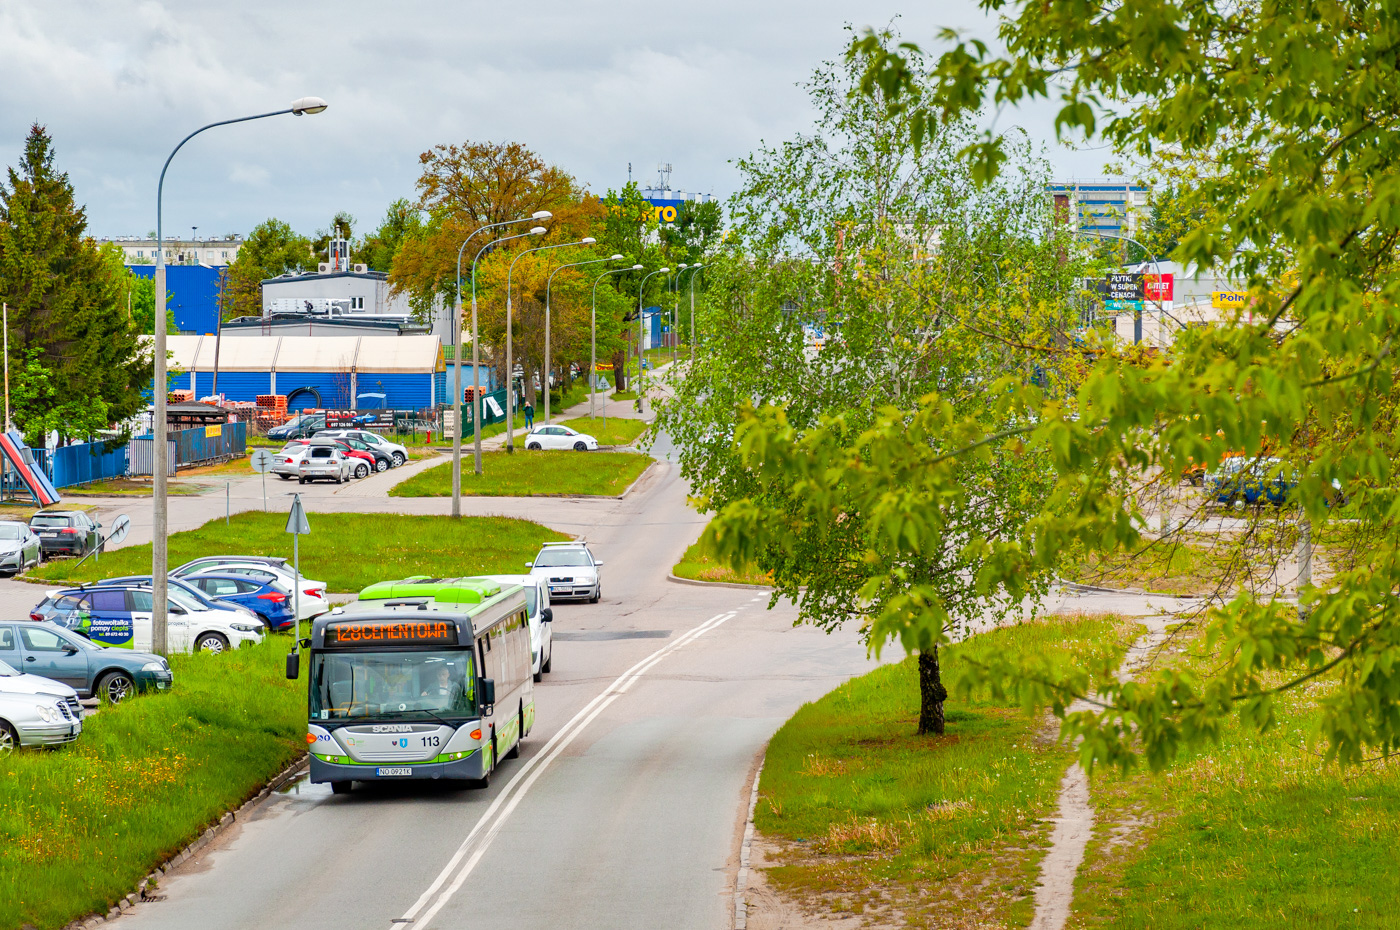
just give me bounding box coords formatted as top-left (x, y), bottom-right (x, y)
top-left (169, 422), bottom-right (246, 467)
top-left (28, 442), bottom-right (129, 490)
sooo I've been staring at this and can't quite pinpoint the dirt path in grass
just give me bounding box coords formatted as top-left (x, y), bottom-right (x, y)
top-left (1028, 613), bottom-right (1175, 930)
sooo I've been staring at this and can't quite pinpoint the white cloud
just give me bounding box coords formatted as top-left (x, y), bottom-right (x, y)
top-left (0, 0), bottom-right (1106, 238)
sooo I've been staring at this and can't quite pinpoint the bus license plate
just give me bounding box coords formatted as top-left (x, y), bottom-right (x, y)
top-left (377, 767), bottom-right (412, 777)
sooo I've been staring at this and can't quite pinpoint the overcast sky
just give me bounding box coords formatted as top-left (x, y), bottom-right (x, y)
top-left (0, 0), bottom-right (1108, 241)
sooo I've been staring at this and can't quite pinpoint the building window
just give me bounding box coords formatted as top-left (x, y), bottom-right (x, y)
top-left (136, 250), bottom-right (144, 258)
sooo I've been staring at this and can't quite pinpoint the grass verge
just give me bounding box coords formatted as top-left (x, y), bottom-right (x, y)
top-left (29, 511), bottom-right (568, 593)
top-left (1064, 535), bottom-right (1241, 597)
top-left (0, 638), bottom-right (304, 930)
top-left (758, 614), bottom-right (1140, 928)
top-left (390, 451), bottom-right (652, 499)
top-left (62, 479), bottom-right (201, 497)
top-left (1068, 643), bottom-right (1400, 928)
top-left (672, 524), bottom-right (771, 585)
top-left (557, 416), bottom-right (648, 447)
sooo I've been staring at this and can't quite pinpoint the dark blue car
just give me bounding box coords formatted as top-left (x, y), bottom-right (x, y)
top-left (182, 573), bottom-right (296, 631)
top-left (102, 574), bottom-right (261, 623)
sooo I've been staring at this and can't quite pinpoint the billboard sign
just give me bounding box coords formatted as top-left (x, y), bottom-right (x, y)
top-left (1143, 273), bottom-right (1174, 301)
top-left (1106, 273), bottom-right (1143, 300)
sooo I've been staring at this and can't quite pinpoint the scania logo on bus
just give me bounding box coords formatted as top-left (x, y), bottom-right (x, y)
top-left (371, 725), bottom-right (415, 733)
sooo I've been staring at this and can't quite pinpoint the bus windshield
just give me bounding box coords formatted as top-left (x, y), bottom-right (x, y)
top-left (310, 650), bottom-right (476, 721)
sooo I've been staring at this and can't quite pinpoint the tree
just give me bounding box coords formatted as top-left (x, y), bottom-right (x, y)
top-left (358, 199), bottom-right (422, 273)
top-left (0, 124), bottom-right (151, 443)
top-left (223, 218), bottom-right (312, 319)
top-left (310, 210), bottom-right (357, 260)
top-left (660, 35), bottom-right (1095, 735)
top-left (98, 243), bottom-right (173, 334)
top-left (796, 2), bottom-right (1400, 771)
top-left (595, 183), bottom-right (666, 391)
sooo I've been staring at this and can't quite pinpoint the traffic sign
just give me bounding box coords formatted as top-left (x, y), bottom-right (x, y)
top-left (105, 514), bottom-right (131, 547)
top-left (285, 494), bottom-right (310, 535)
top-left (249, 449), bottom-right (275, 474)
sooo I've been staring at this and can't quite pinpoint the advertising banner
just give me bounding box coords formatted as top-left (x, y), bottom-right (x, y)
top-left (1106, 273), bottom-right (1144, 300)
top-left (1143, 273), bottom-right (1174, 301)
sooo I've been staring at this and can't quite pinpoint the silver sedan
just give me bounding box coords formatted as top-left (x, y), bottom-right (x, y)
top-left (298, 449), bottom-right (351, 484)
top-left (0, 521), bottom-right (41, 574)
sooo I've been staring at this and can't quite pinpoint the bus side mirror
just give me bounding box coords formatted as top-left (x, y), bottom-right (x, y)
top-left (285, 652), bottom-right (300, 680)
top-left (541, 608), bottom-right (553, 623)
top-left (479, 678), bottom-right (496, 705)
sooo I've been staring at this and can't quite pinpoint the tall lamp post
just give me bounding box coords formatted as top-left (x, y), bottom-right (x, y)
top-left (591, 264), bottom-right (643, 420)
top-left (544, 254), bottom-right (625, 424)
top-left (635, 267), bottom-right (670, 413)
top-left (680, 263), bottom-right (703, 362)
top-left (151, 96), bottom-right (327, 656)
top-left (452, 213), bottom-right (552, 516)
top-left (505, 237), bottom-right (597, 449)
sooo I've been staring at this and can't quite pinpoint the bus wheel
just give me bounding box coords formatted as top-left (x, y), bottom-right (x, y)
top-left (330, 781), bottom-right (353, 795)
top-left (505, 709), bottom-right (523, 760)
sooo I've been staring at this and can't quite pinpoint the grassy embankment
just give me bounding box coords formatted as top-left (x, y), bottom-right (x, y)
top-left (30, 511), bottom-right (567, 593)
top-left (556, 416), bottom-right (648, 447)
top-left (1068, 642), bottom-right (1400, 928)
top-left (391, 451), bottom-right (651, 499)
top-left (671, 525), bottom-right (772, 586)
top-left (0, 639), bottom-right (303, 930)
top-left (758, 614), bottom-right (1140, 928)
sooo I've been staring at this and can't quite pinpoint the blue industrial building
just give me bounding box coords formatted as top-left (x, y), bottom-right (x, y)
top-left (1047, 182), bottom-right (1150, 237)
top-left (128, 264), bottom-right (223, 334)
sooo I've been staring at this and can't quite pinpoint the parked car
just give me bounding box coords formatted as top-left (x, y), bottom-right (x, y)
top-left (316, 429), bottom-right (408, 467)
top-left (267, 413), bottom-right (327, 442)
top-left (526, 541), bottom-right (603, 602)
top-left (0, 521), bottom-right (42, 574)
top-left (0, 620), bottom-right (172, 703)
top-left (470, 574), bottom-right (553, 681)
top-left (99, 575), bottom-right (263, 624)
top-left (270, 442), bottom-right (312, 481)
top-left (307, 438), bottom-right (376, 477)
top-left (182, 572), bottom-right (296, 631)
top-left (338, 437), bottom-right (392, 472)
top-left (29, 511), bottom-right (103, 558)
top-left (0, 671), bottom-right (82, 752)
top-left (176, 559), bottom-right (328, 621)
top-left (298, 446), bottom-right (352, 484)
top-left (30, 585), bottom-right (264, 654)
top-left (524, 425), bottom-right (599, 451)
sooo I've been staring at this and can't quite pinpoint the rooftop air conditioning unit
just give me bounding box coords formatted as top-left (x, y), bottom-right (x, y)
top-left (353, 263), bottom-right (367, 274)
top-left (318, 262), bottom-right (332, 273)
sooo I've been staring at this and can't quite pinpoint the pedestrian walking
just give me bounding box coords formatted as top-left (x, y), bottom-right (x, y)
top-left (524, 401), bottom-right (534, 429)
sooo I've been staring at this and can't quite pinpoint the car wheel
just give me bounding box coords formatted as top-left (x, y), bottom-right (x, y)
top-left (97, 671), bottom-right (135, 704)
top-left (355, 463), bottom-right (369, 479)
top-left (196, 632), bottom-right (230, 654)
top-left (299, 478), bottom-right (307, 485)
top-left (253, 612), bottom-right (274, 632)
top-left (574, 441), bottom-right (587, 451)
top-left (591, 585), bottom-right (600, 604)
top-left (335, 475), bottom-right (344, 484)
top-left (391, 452), bottom-right (406, 467)
top-left (0, 720), bottom-right (17, 755)
top-left (376, 459), bottom-right (390, 473)
top-left (541, 642), bottom-right (552, 674)
top-left (278, 474), bottom-right (293, 481)
top-left (330, 781), bottom-right (353, 796)
top-left (527, 442), bottom-right (542, 451)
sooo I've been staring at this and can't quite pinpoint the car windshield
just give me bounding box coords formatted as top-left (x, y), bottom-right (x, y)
top-left (0, 524), bottom-right (23, 540)
top-left (533, 549), bottom-right (592, 568)
top-left (310, 650), bottom-right (476, 721)
top-left (30, 515), bottom-right (71, 527)
top-left (169, 588), bottom-right (206, 613)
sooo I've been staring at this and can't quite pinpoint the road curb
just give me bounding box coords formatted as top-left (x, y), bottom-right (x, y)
top-left (1058, 579), bottom-right (1200, 599)
top-left (667, 573), bottom-right (772, 591)
top-left (61, 751), bottom-right (310, 929)
top-left (734, 756), bottom-right (766, 930)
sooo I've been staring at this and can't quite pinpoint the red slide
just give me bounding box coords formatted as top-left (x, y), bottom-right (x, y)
top-left (0, 430), bottom-right (62, 507)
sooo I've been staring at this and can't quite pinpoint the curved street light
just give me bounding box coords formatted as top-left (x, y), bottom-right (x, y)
top-left (506, 237), bottom-right (597, 449)
top-left (151, 98), bottom-right (327, 656)
top-left (678, 263), bottom-right (704, 363)
top-left (451, 212), bottom-right (552, 512)
top-left (592, 264), bottom-right (643, 421)
top-left (636, 267), bottom-right (670, 413)
top-left (544, 254), bottom-right (624, 424)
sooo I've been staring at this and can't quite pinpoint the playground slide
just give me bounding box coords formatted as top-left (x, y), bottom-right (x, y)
top-left (0, 430), bottom-right (62, 507)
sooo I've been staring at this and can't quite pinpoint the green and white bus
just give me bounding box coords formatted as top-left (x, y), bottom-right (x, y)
top-left (288, 579), bottom-right (535, 794)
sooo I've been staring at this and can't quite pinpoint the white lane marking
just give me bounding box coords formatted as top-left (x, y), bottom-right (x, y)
top-left (397, 609), bottom-right (739, 928)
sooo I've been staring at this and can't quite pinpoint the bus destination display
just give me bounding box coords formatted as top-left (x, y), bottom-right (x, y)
top-left (326, 619), bottom-right (457, 646)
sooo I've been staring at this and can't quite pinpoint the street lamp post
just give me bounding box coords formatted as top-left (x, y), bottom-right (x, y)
top-left (151, 96), bottom-right (327, 656)
top-left (680, 263), bottom-right (703, 363)
top-left (635, 267), bottom-right (669, 413)
top-left (544, 254), bottom-right (624, 424)
top-left (506, 237), bottom-right (597, 450)
top-left (452, 213), bottom-right (552, 515)
top-left (592, 264), bottom-right (643, 422)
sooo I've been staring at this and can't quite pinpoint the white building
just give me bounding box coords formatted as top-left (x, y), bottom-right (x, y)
top-left (95, 235), bottom-right (244, 266)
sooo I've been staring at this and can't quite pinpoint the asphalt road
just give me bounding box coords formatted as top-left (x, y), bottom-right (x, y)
top-left (94, 445), bottom-right (880, 930)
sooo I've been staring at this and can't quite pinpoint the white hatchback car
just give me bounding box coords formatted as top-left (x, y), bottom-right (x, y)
top-left (470, 574), bottom-right (553, 681)
top-left (315, 429), bottom-right (408, 467)
top-left (524, 425), bottom-right (599, 451)
top-left (184, 563), bottom-right (329, 621)
top-left (526, 541), bottom-right (603, 602)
